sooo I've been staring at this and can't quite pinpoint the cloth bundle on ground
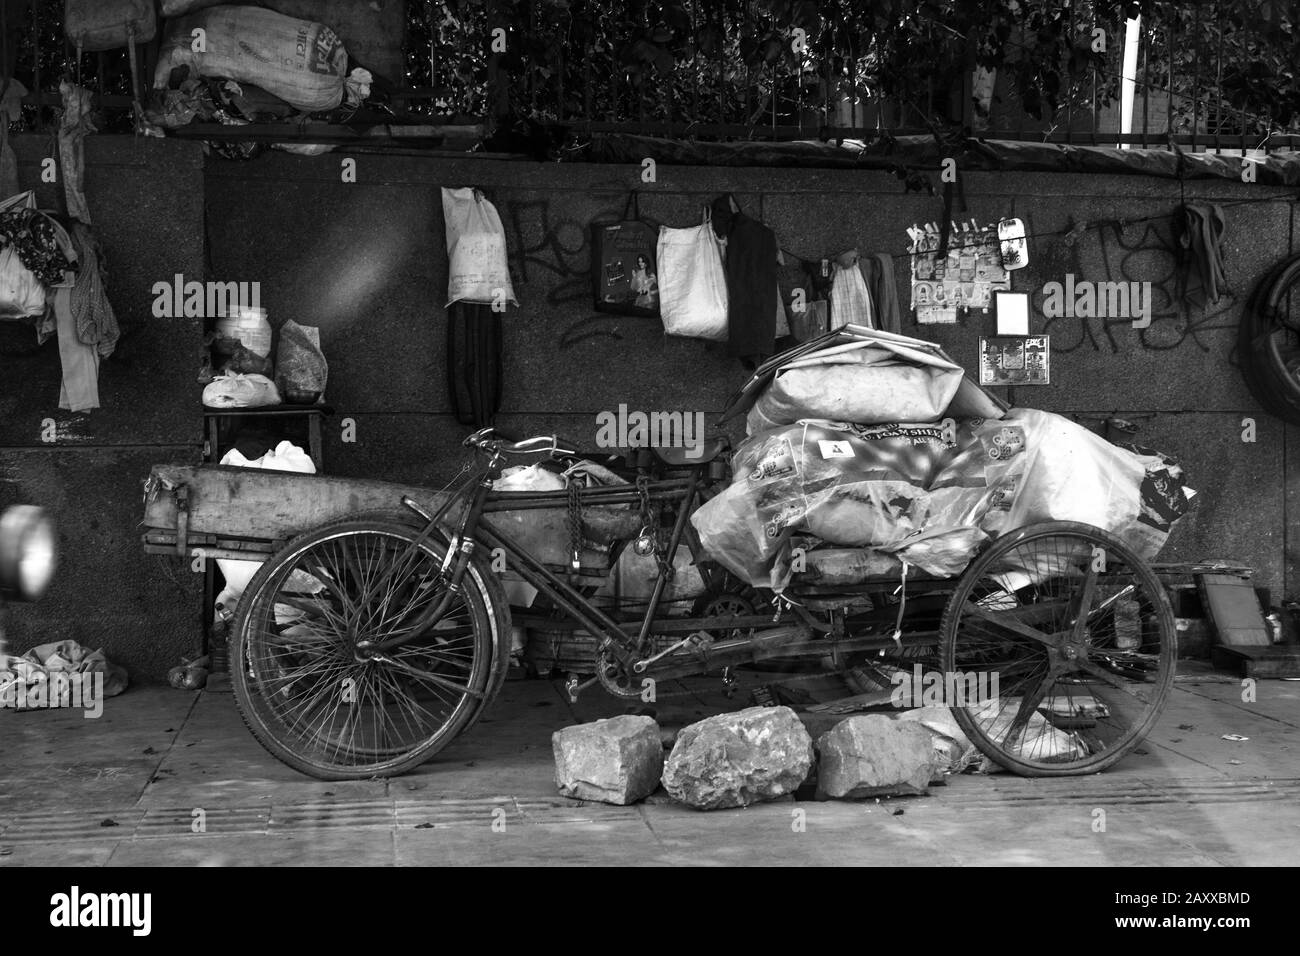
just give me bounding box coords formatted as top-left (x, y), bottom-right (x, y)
top-left (692, 408), bottom-right (1195, 593)
top-left (0, 639), bottom-right (129, 702)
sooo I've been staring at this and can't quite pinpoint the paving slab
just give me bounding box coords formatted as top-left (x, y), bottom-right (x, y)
top-left (1, 663), bottom-right (1297, 866)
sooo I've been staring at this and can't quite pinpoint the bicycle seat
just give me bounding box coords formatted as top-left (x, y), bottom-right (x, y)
top-left (652, 436), bottom-right (729, 466)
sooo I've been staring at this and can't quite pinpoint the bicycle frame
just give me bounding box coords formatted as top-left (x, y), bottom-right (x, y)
top-left (373, 450), bottom-right (745, 666)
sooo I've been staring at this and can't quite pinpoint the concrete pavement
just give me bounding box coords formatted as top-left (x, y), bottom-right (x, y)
top-left (2, 662), bottom-right (1298, 866)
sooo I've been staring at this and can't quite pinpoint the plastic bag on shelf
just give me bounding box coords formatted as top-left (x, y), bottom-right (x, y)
top-left (202, 372), bottom-right (281, 409)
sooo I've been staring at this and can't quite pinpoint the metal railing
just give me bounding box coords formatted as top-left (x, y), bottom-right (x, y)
top-left (12, 1), bottom-right (1300, 154)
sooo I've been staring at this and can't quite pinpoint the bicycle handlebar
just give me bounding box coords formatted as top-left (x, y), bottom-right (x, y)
top-left (463, 427), bottom-right (577, 459)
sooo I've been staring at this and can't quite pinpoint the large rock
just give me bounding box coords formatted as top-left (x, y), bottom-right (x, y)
top-left (662, 706), bottom-right (814, 810)
top-left (893, 706), bottom-right (979, 777)
top-left (552, 715), bottom-right (664, 805)
top-left (816, 714), bottom-right (939, 799)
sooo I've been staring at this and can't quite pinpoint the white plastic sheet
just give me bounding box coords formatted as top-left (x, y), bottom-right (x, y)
top-left (746, 339), bottom-right (965, 434)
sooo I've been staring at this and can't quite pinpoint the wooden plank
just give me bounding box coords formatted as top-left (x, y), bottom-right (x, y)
top-left (142, 464), bottom-right (610, 568)
top-left (1197, 573), bottom-right (1272, 647)
top-left (1211, 645), bottom-right (1300, 679)
top-left (144, 465), bottom-right (447, 541)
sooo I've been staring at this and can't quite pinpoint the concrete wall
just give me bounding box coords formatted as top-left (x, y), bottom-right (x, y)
top-left (6, 138), bottom-right (1295, 680)
top-left (207, 153), bottom-right (1296, 601)
top-left (0, 137), bottom-right (204, 680)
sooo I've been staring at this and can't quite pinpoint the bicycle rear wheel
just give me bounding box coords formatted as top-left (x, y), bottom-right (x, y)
top-left (940, 522), bottom-right (1176, 776)
top-left (231, 515), bottom-right (500, 780)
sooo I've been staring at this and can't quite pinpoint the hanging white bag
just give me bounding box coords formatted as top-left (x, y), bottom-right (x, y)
top-left (0, 246), bottom-right (46, 319)
top-left (442, 187), bottom-right (518, 308)
top-left (656, 208), bottom-right (728, 341)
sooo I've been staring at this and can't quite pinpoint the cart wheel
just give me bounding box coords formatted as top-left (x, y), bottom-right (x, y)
top-left (939, 521), bottom-right (1176, 776)
top-left (231, 513), bottom-right (507, 780)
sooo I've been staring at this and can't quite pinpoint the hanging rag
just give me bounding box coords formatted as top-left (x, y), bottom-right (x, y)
top-left (829, 248), bottom-right (874, 330)
top-left (0, 79), bottom-right (27, 199)
top-left (1176, 203), bottom-right (1227, 309)
top-left (52, 285), bottom-right (101, 412)
top-left (859, 252), bottom-right (902, 334)
top-left (710, 193), bottom-right (781, 363)
top-left (67, 222), bottom-right (118, 358)
top-left (58, 80), bottom-right (97, 225)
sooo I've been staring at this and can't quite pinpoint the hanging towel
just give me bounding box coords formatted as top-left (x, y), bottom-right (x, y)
top-left (829, 249), bottom-right (874, 330)
top-left (53, 285), bottom-right (101, 412)
top-left (1177, 203), bottom-right (1227, 309)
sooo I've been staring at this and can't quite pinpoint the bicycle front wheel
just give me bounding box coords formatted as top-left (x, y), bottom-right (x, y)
top-left (940, 521), bottom-right (1176, 776)
top-left (231, 516), bottom-right (498, 780)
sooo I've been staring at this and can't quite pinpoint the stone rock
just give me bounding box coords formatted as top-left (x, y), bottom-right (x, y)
top-left (815, 714), bottom-right (939, 799)
top-left (661, 706), bottom-right (815, 810)
top-left (552, 715), bottom-right (664, 805)
top-left (892, 705), bottom-right (979, 778)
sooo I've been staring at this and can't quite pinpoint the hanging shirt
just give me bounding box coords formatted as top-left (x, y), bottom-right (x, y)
top-left (711, 193), bottom-right (780, 364)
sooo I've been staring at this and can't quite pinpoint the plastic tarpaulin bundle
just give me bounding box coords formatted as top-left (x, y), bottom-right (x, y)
top-left (720, 325), bottom-right (1007, 436)
top-left (692, 408), bottom-right (1194, 592)
top-left (746, 338), bottom-right (965, 434)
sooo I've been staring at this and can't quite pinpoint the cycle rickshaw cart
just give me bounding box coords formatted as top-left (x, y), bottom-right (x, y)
top-left (143, 336), bottom-right (1179, 783)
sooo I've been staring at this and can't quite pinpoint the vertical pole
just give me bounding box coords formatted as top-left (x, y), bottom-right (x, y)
top-left (1191, 1), bottom-right (1200, 150)
top-left (1141, 19), bottom-right (1149, 148)
top-left (486, 0), bottom-right (510, 130)
top-left (31, 0), bottom-right (40, 126)
top-left (1214, 0), bottom-right (1223, 151)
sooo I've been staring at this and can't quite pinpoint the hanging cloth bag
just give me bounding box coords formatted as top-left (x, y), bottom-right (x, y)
top-left (657, 207), bottom-right (728, 341)
top-left (442, 186), bottom-right (518, 308)
top-left (591, 191), bottom-right (660, 317)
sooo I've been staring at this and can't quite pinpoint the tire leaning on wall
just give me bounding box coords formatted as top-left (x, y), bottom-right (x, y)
top-left (1238, 252), bottom-right (1300, 426)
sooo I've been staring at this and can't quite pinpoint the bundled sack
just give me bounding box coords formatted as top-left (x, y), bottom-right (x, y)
top-left (746, 338), bottom-right (964, 434)
top-left (692, 409), bottom-right (1195, 592)
top-left (277, 320), bottom-right (328, 400)
top-left (65, 0), bottom-right (155, 51)
top-left (215, 441), bottom-right (316, 604)
top-left (0, 192), bottom-right (50, 319)
top-left (1, 639), bottom-right (129, 703)
top-left (202, 372), bottom-right (281, 408)
top-left (976, 409), bottom-right (1196, 582)
top-left (442, 187), bottom-right (518, 308)
top-left (0, 246), bottom-right (46, 319)
top-left (154, 6), bottom-right (368, 113)
top-left (657, 209), bottom-right (728, 341)
top-left (485, 464), bottom-right (609, 572)
top-left (694, 419), bottom-right (1005, 590)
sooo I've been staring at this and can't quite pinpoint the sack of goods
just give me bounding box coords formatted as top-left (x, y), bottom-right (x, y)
top-left (694, 327), bottom-right (1196, 592)
top-left (65, 0), bottom-right (156, 51)
top-left (154, 6), bottom-right (355, 112)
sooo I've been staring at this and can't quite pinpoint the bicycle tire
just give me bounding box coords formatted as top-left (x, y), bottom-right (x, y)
top-left (231, 515), bottom-right (503, 780)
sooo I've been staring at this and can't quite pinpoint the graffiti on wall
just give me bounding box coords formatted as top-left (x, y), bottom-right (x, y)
top-left (1036, 217), bottom-right (1239, 355)
top-left (502, 197), bottom-right (637, 349)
